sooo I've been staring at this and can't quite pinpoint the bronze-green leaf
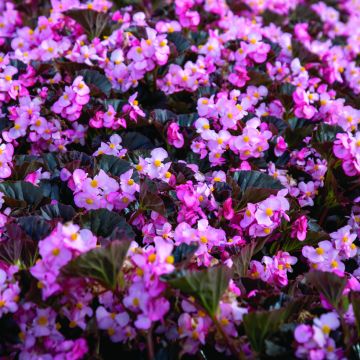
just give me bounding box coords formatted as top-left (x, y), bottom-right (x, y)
top-left (61, 240), bottom-right (131, 290)
top-left (164, 266), bottom-right (233, 316)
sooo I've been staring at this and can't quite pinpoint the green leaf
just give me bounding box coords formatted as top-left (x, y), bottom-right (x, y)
top-left (233, 171), bottom-right (284, 191)
top-left (58, 151), bottom-right (93, 169)
top-left (232, 245), bottom-right (255, 278)
top-left (167, 32), bottom-right (191, 54)
top-left (140, 179), bottom-right (166, 216)
top-left (11, 160), bottom-right (42, 181)
top-left (42, 153), bottom-right (58, 173)
top-left (80, 209), bottom-right (135, 239)
top-left (38, 180), bottom-right (60, 201)
top-left (243, 308), bottom-right (288, 353)
top-left (189, 30), bottom-right (209, 46)
top-left (285, 121), bottom-right (313, 148)
top-left (172, 243), bottom-right (198, 265)
top-left (97, 155), bottom-right (132, 177)
top-left (278, 83), bottom-right (296, 112)
top-left (305, 271), bottom-right (347, 309)
top-left (40, 203), bottom-right (76, 221)
top-left (102, 99), bottom-right (126, 112)
top-left (164, 266), bottom-right (233, 316)
top-left (0, 181), bottom-right (44, 207)
top-left (288, 117), bottom-right (307, 130)
top-left (261, 9), bottom-right (284, 26)
top-left (79, 69), bottom-right (112, 97)
top-left (151, 109), bottom-right (177, 124)
top-left (247, 70), bottom-right (272, 87)
top-left (113, 0), bottom-right (142, 7)
top-left (280, 83), bottom-right (296, 96)
top-left (121, 132), bottom-right (155, 150)
top-left (177, 113), bottom-right (198, 128)
top-left (150, 110), bottom-right (197, 128)
top-left (18, 216), bottom-right (51, 242)
top-left (312, 123), bottom-right (343, 143)
top-left (61, 240), bottom-right (131, 290)
top-left (64, 9), bottom-right (112, 39)
top-left (263, 116), bottom-right (288, 134)
top-left (0, 223), bottom-right (37, 267)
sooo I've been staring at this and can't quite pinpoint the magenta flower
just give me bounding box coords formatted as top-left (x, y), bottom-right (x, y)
top-left (167, 122), bottom-right (184, 148)
top-left (291, 215), bottom-right (308, 241)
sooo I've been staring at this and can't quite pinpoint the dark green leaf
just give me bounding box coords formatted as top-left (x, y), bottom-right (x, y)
top-left (172, 243), bottom-right (198, 264)
top-left (97, 155), bottom-right (132, 177)
top-left (305, 271), bottom-right (347, 308)
top-left (262, 9), bottom-right (284, 26)
top-left (0, 181), bottom-right (44, 207)
top-left (167, 32), bottom-right (191, 54)
top-left (164, 266), bottom-right (233, 316)
top-left (58, 151), bottom-right (94, 169)
top-left (263, 116), bottom-right (288, 134)
top-left (81, 209), bottom-right (135, 239)
top-left (285, 120), bottom-right (313, 148)
top-left (0, 224), bottom-right (37, 267)
top-left (243, 308), bottom-right (288, 353)
top-left (121, 132), bottom-right (155, 150)
top-left (151, 109), bottom-right (176, 124)
top-left (102, 99), bottom-right (126, 112)
top-left (38, 180), bottom-right (60, 201)
top-left (140, 179), bottom-right (166, 216)
top-left (313, 123), bottom-right (343, 143)
top-left (17, 216), bottom-right (51, 242)
top-left (232, 241), bottom-right (257, 277)
top-left (233, 171), bottom-right (284, 191)
top-left (11, 160), bottom-right (42, 181)
top-left (247, 70), bottom-right (272, 87)
top-left (79, 69), bottom-right (112, 97)
top-left (40, 203), bottom-right (76, 221)
top-left (64, 9), bottom-right (112, 39)
top-left (280, 83), bottom-right (296, 96)
top-left (177, 113), bottom-right (198, 127)
top-left (61, 240), bottom-right (131, 290)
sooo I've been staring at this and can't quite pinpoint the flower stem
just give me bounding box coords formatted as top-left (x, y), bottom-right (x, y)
top-left (146, 326), bottom-right (155, 360)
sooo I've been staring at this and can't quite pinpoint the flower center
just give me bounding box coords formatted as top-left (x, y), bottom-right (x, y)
top-left (265, 208), bottom-right (273, 216)
top-left (38, 316), bottom-right (48, 326)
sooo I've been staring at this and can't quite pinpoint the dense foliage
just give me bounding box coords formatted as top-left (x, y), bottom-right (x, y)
top-left (1, 0), bottom-right (360, 359)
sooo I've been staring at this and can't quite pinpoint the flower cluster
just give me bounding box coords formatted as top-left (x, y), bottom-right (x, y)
top-left (240, 189), bottom-right (290, 237)
top-left (0, 0), bottom-right (360, 359)
top-left (334, 131), bottom-right (360, 176)
top-left (52, 76), bottom-right (90, 121)
top-left (30, 223), bottom-right (97, 299)
top-left (295, 313), bottom-right (343, 359)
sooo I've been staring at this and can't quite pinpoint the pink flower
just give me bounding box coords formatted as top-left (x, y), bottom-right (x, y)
top-left (291, 215), bottom-right (308, 241)
top-left (295, 324), bottom-right (313, 344)
top-left (223, 198), bottom-right (234, 220)
top-left (145, 148), bottom-right (169, 179)
top-left (167, 122), bottom-right (184, 148)
top-left (313, 312), bottom-right (340, 336)
top-left (255, 197), bottom-right (283, 226)
top-left (62, 223), bottom-right (97, 253)
top-left (274, 136), bottom-right (288, 157)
